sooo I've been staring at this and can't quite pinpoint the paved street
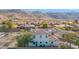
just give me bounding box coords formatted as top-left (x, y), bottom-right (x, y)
top-left (0, 32), bottom-right (19, 48)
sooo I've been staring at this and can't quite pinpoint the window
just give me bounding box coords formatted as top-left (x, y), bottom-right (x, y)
top-left (36, 42), bottom-right (37, 46)
top-left (40, 35), bottom-right (42, 38)
top-left (51, 42), bottom-right (53, 44)
top-left (46, 35), bottom-right (48, 38)
top-left (40, 42), bottom-right (42, 43)
top-left (33, 42), bottom-right (35, 44)
top-left (45, 42), bottom-right (48, 44)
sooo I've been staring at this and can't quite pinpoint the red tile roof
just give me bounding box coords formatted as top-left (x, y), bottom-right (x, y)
top-left (48, 35), bottom-right (59, 41)
top-left (31, 29), bottom-right (48, 34)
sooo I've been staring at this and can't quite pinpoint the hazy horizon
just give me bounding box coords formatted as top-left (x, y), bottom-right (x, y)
top-left (24, 9), bottom-right (79, 12)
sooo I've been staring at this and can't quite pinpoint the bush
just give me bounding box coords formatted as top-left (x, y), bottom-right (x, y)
top-left (60, 45), bottom-right (71, 49)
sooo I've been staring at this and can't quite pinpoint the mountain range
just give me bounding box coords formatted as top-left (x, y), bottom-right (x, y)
top-left (0, 9), bottom-right (79, 20)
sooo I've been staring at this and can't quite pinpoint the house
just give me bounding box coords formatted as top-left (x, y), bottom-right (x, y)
top-left (54, 24), bottom-right (66, 27)
top-left (29, 29), bottom-right (59, 47)
top-left (73, 24), bottom-right (79, 28)
top-left (19, 24), bottom-right (35, 31)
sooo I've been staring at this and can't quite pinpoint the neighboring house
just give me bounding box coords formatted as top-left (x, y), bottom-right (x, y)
top-left (54, 24), bottom-right (66, 27)
top-left (29, 29), bottom-right (60, 47)
top-left (0, 32), bottom-right (5, 38)
top-left (73, 24), bottom-right (79, 28)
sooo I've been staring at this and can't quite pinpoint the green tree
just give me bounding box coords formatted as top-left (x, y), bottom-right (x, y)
top-left (62, 33), bottom-right (77, 47)
top-left (42, 23), bottom-right (48, 28)
top-left (2, 21), bottom-right (12, 29)
top-left (0, 21), bottom-right (11, 32)
top-left (65, 27), bottom-right (72, 31)
top-left (16, 31), bottom-right (32, 47)
top-left (75, 39), bottom-right (79, 48)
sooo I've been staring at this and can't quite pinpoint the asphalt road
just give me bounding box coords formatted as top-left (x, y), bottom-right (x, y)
top-left (0, 32), bottom-right (19, 49)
